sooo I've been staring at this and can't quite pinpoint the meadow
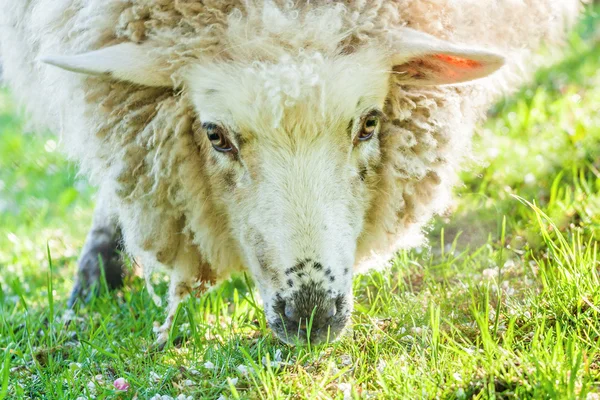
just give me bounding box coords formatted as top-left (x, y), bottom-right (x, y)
top-left (1, 7), bottom-right (599, 399)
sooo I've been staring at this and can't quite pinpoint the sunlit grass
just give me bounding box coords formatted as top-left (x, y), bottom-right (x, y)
top-left (1, 7), bottom-right (599, 400)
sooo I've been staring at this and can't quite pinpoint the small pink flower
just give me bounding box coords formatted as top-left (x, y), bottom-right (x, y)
top-left (113, 377), bottom-right (130, 391)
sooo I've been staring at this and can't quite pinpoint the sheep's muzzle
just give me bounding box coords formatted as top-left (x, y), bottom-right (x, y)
top-left (269, 283), bottom-right (350, 345)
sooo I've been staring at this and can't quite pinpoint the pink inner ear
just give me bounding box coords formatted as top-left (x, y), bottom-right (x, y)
top-left (433, 54), bottom-right (482, 69)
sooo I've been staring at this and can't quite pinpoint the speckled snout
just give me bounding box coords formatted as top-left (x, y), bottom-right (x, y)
top-left (269, 281), bottom-right (352, 345)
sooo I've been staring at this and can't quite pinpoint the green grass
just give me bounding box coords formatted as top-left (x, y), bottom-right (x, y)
top-left (1, 9), bottom-right (600, 399)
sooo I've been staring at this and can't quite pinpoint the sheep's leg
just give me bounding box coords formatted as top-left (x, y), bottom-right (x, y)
top-left (153, 280), bottom-right (193, 345)
top-left (68, 189), bottom-right (124, 307)
top-left (152, 239), bottom-right (211, 345)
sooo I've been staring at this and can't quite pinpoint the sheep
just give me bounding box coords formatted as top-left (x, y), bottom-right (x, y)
top-left (0, 0), bottom-right (581, 345)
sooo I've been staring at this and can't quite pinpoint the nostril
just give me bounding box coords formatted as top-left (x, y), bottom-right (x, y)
top-left (325, 304), bottom-right (337, 319)
top-left (284, 302), bottom-right (297, 322)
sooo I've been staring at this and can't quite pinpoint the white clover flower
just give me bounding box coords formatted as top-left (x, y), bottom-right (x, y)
top-left (376, 359), bottom-right (387, 373)
top-left (339, 354), bottom-right (352, 367)
top-left (204, 361), bottom-right (215, 370)
top-left (227, 377), bottom-right (239, 386)
top-left (149, 371), bottom-right (161, 383)
top-left (338, 383), bottom-right (352, 400)
top-left (237, 365), bottom-right (251, 376)
top-left (262, 348), bottom-right (290, 368)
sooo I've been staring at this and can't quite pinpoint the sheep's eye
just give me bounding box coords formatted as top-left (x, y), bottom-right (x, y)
top-left (358, 114), bottom-right (380, 141)
top-left (204, 123), bottom-right (234, 153)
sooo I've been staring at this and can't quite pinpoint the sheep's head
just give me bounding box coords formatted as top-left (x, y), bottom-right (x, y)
top-left (180, 48), bottom-right (392, 344)
top-left (42, 27), bottom-right (503, 344)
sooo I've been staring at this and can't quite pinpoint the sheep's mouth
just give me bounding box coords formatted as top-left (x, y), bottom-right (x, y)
top-left (268, 315), bottom-right (350, 346)
top-left (267, 289), bottom-right (352, 345)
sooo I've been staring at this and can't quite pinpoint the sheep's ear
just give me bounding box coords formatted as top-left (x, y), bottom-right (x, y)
top-left (40, 43), bottom-right (172, 87)
top-left (390, 28), bottom-right (505, 86)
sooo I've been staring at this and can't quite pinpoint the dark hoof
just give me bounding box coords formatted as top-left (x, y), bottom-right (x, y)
top-left (68, 239), bottom-right (124, 308)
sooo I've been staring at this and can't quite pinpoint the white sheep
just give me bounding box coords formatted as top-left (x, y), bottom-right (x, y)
top-left (0, 0), bottom-right (581, 344)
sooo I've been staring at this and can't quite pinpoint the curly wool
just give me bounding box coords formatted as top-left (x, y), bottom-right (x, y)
top-left (0, 0), bottom-right (581, 287)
